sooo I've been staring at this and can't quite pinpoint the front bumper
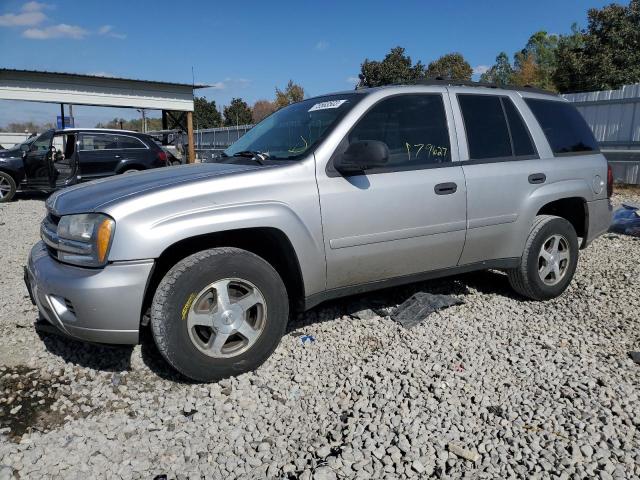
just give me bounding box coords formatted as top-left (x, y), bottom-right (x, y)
top-left (25, 241), bottom-right (154, 345)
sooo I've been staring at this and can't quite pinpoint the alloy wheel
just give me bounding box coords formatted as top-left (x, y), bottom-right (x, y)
top-left (186, 278), bottom-right (267, 358)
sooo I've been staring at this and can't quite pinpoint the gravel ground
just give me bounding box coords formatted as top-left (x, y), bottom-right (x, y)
top-left (1, 190), bottom-right (639, 479)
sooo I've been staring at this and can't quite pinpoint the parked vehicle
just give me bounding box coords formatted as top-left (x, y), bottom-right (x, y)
top-left (0, 128), bottom-right (168, 202)
top-left (25, 81), bottom-right (612, 381)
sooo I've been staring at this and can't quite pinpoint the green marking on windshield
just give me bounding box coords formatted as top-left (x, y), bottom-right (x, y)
top-left (288, 136), bottom-right (309, 154)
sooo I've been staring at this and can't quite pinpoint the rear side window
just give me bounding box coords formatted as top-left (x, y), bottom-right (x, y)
top-left (348, 94), bottom-right (451, 170)
top-left (524, 98), bottom-right (598, 155)
top-left (79, 134), bottom-right (118, 150)
top-left (117, 135), bottom-right (147, 149)
top-left (458, 94), bottom-right (536, 160)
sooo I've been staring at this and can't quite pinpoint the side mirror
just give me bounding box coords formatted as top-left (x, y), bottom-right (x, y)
top-left (20, 143), bottom-right (29, 152)
top-left (334, 140), bottom-right (389, 175)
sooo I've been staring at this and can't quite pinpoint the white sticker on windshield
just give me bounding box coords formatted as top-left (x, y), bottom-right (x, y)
top-left (308, 100), bottom-right (348, 112)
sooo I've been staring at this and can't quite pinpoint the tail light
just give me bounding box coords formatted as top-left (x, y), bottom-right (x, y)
top-left (157, 150), bottom-right (168, 165)
top-left (607, 164), bottom-right (613, 198)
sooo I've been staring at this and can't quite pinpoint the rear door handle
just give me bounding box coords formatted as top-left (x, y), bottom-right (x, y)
top-left (114, 155), bottom-right (121, 159)
top-left (434, 182), bottom-right (457, 195)
top-left (528, 173), bottom-right (546, 184)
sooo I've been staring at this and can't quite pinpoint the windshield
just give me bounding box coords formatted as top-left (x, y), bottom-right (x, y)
top-left (224, 94), bottom-right (361, 160)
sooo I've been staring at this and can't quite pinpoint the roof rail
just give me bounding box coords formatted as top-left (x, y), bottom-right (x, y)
top-left (391, 77), bottom-right (557, 96)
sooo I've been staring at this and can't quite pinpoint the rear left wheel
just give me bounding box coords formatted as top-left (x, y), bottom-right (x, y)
top-left (507, 215), bottom-right (579, 300)
top-left (0, 172), bottom-right (17, 203)
top-left (150, 247), bottom-right (289, 382)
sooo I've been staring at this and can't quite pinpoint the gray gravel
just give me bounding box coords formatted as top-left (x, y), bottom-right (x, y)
top-left (1, 190), bottom-right (639, 479)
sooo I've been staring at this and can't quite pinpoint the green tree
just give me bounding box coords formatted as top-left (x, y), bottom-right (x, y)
top-left (513, 31), bottom-right (559, 90)
top-left (193, 96), bottom-right (222, 129)
top-left (223, 98), bottom-right (252, 126)
top-left (480, 52), bottom-right (513, 85)
top-left (425, 52), bottom-right (473, 81)
top-left (358, 46), bottom-right (425, 87)
top-left (274, 80), bottom-right (305, 109)
top-left (554, 0), bottom-right (640, 92)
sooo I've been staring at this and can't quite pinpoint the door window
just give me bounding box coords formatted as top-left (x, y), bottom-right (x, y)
top-left (458, 95), bottom-right (512, 159)
top-left (503, 98), bottom-right (536, 156)
top-left (79, 134), bottom-right (119, 151)
top-left (116, 135), bottom-right (147, 149)
top-left (30, 131), bottom-right (53, 153)
top-left (345, 94), bottom-right (451, 171)
top-left (458, 94), bottom-right (537, 160)
top-left (524, 98), bottom-right (598, 155)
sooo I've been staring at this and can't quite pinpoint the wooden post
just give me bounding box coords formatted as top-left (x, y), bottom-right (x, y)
top-left (186, 111), bottom-right (195, 164)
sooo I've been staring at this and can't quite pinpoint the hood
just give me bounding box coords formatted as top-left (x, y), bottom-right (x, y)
top-left (47, 162), bottom-right (261, 216)
top-left (0, 146), bottom-right (21, 159)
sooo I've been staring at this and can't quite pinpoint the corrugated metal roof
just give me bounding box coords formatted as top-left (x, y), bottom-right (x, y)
top-left (0, 68), bottom-right (210, 89)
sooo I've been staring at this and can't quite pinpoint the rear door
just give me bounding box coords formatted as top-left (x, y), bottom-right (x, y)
top-left (316, 92), bottom-right (467, 289)
top-left (114, 134), bottom-right (151, 170)
top-left (450, 90), bottom-right (544, 263)
top-left (77, 133), bottom-right (120, 180)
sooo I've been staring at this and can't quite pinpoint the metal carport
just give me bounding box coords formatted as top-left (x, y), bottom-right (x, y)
top-left (0, 68), bottom-right (209, 163)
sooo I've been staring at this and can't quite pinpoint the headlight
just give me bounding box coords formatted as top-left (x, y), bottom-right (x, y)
top-left (46, 213), bottom-right (115, 267)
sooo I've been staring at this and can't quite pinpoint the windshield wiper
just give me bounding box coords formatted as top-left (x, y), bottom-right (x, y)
top-left (228, 150), bottom-right (271, 165)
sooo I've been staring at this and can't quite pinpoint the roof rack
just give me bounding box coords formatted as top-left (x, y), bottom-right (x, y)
top-left (392, 77), bottom-right (557, 96)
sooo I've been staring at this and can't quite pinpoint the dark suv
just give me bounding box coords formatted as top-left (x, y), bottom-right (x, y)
top-left (0, 128), bottom-right (169, 202)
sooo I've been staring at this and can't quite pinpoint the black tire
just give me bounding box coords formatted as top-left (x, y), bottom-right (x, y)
top-left (507, 215), bottom-right (579, 300)
top-left (150, 247), bottom-right (289, 382)
top-left (122, 169), bottom-right (140, 174)
top-left (0, 171), bottom-right (17, 203)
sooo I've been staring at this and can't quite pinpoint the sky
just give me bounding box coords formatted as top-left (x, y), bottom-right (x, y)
top-left (0, 0), bottom-right (615, 129)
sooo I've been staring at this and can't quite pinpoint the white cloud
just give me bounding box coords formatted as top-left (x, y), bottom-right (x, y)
top-left (0, 11), bottom-right (45, 27)
top-left (0, 1), bottom-right (51, 26)
top-left (473, 65), bottom-right (490, 75)
top-left (98, 24), bottom-right (126, 39)
top-left (346, 76), bottom-right (360, 85)
top-left (88, 71), bottom-right (115, 78)
top-left (315, 40), bottom-right (329, 51)
top-left (207, 78), bottom-right (251, 90)
top-left (22, 1), bottom-right (52, 12)
top-left (23, 23), bottom-right (88, 39)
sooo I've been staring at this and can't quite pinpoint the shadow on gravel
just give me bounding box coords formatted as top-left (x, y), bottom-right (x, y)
top-left (288, 268), bottom-right (520, 333)
top-left (12, 191), bottom-right (50, 203)
top-left (37, 330), bottom-right (134, 372)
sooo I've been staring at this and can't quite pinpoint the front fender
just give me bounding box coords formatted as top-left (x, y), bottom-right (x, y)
top-left (108, 200), bottom-right (326, 297)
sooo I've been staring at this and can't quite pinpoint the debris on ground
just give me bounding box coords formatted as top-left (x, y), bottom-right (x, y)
top-left (609, 203), bottom-right (640, 237)
top-left (390, 292), bottom-right (464, 328)
top-left (447, 443), bottom-right (481, 462)
top-left (300, 334), bottom-right (316, 344)
top-left (629, 351), bottom-right (640, 365)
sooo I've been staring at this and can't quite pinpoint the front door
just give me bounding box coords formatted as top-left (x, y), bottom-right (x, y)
top-left (23, 130), bottom-right (54, 188)
top-left (51, 132), bottom-right (79, 187)
top-left (316, 93), bottom-right (467, 289)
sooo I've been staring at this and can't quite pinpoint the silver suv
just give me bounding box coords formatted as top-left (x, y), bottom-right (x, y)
top-left (25, 82), bottom-right (612, 381)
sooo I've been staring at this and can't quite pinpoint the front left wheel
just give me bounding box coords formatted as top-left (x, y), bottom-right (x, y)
top-left (0, 172), bottom-right (17, 203)
top-left (150, 247), bottom-right (289, 382)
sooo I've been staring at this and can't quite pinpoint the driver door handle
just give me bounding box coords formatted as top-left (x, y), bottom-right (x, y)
top-left (434, 182), bottom-right (457, 195)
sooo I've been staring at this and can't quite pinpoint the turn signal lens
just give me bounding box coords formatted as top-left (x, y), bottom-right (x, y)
top-left (96, 218), bottom-right (114, 263)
